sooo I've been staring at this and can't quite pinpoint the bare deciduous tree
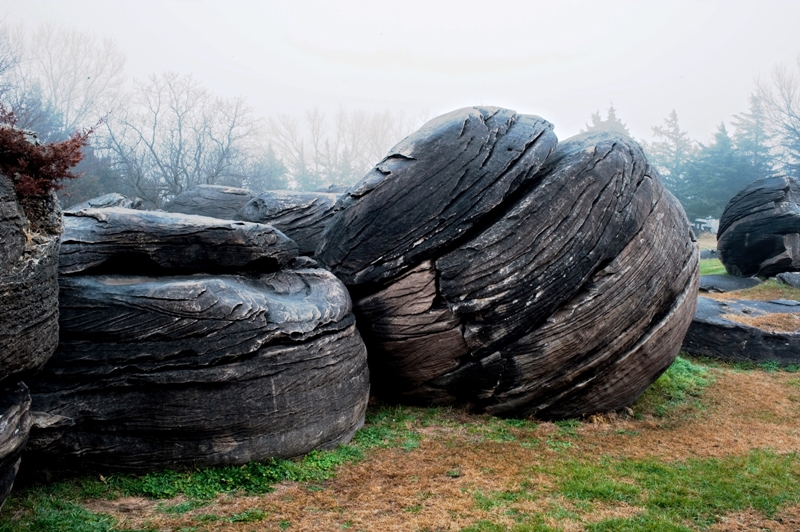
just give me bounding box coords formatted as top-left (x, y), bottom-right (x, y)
top-left (103, 72), bottom-right (268, 207)
top-left (267, 106), bottom-right (423, 190)
top-left (21, 23), bottom-right (126, 135)
top-left (758, 58), bottom-right (800, 178)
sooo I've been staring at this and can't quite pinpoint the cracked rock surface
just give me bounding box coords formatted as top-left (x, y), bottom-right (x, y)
top-left (59, 207), bottom-right (298, 275)
top-left (316, 106), bottom-right (558, 285)
top-left (0, 174), bottom-right (60, 385)
top-left (241, 191), bottom-right (339, 255)
top-left (26, 270), bottom-right (369, 473)
top-left (717, 176), bottom-right (800, 277)
top-left (321, 121), bottom-right (698, 419)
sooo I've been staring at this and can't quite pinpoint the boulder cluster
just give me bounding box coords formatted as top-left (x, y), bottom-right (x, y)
top-left (1, 106), bottom-right (700, 502)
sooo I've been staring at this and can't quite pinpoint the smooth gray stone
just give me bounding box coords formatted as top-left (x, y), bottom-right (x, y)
top-left (700, 249), bottom-right (718, 260)
top-left (699, 274), bottom-right (762, 293)
top-left (59, 207), bottom-right (298, 275)
top-left (777, 272), bottom-right (800, 288)
top-left (26, 270), bottom-right (370, 473)
top-left (163, 185), bottom-right (254, 220)
top-left (355, 131), bottom-right (699, 419)
top-left (317, 106), bottom-right (558, 285)
top-left (682, 296), bottom-right (800, 365)
top-left (241, 191), bottom-right (339, 255)
top-left (718, 176), bottom-right (800, 277)
top-left (0, 382), bottom-right (31, 509)
top-left (66, 193), bottom-right (143, 212)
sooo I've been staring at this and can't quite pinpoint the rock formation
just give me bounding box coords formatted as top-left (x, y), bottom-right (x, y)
top-left (26, 206), bottom-right (370, 474)
top-left (717, 176), bottom-right (800, 277)
top-left (682, 296), bottom-right (800, 365)
top-left (163, 184), bottom-right (254, 220)
top-left (0, 171), bottom-right (61, 506)
top-left (317, 106), bottom-right (559, 285)
top-left (0, 383), bottom-right (31, 508)
top-left (317, 110), bottom-right (698, 419)
top-left (59, 207), bottom-right (298, 275)
top-left (27, 270), bottom-right (369, 473)
top-left (240, 191), bottom-right (339, 255)
top-left (66, 193), bottom-right (143, 211)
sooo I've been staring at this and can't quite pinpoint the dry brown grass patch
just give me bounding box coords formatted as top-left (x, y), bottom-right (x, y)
top-left (82, 370), bottom-right (800, 531)
top-left (721, 311), bottom-right (800, 332)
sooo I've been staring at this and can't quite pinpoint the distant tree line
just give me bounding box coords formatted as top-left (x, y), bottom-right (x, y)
top-left (3, 22), bottom-right (800, 218)
top-left (0, 23), bottom-right (422, 208)
top-left (586, 66), bottom-right (800, 225)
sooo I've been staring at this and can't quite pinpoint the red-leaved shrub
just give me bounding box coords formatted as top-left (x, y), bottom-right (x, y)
top-left (0, 104), bottom-right (93, 198)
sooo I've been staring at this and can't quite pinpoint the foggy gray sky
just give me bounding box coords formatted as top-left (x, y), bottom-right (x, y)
top-left (5, 0), bottom-right (800, 142)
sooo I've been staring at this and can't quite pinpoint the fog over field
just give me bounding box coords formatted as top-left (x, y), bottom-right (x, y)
top-left (3, 0), bottom-right (800, 217)
top-left (6, 0), bottom-right (800, 140)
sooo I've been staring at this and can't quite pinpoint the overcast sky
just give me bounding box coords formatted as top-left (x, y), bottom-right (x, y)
top-left (5, 0), bottom-right (800, 142)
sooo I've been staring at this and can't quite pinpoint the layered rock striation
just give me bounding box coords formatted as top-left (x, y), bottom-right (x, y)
top-left (317, 108), bottom-right (698, 419)
top-left (717, 176), bottom-right (800, 277)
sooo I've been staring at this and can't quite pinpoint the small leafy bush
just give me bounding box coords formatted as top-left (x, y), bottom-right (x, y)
top-left (0, 103), bottom-right (92, 199)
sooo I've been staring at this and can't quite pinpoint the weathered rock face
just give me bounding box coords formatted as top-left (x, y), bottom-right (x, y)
top-left (0, 382), bottom-right (31, 509)
top-left (66, 193), bottom-right (143, 212)
top-left (27, 270), bottom-right (370, 473)
top-left (0, 175), bottom-right (60, 385)
top-left (317, 106), bottom-right (559, 285)
top-left (59, 207), bottom-right (298, 275)
top-left (717, 176), bottom-right (800, 277)
top-left (682, 296), bottom-right (800, 365)
top-left (163, 185), bottom-right (254, 220)
top-left (320, 126), bottom-right (699, 419)
top-left (240, 191), bottom-right (339, 255)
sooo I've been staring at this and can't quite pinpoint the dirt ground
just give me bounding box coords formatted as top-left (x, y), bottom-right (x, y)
top-left (697, 232), bottom-right (717, 251)
top-left (87, 369), bottom-right (800, 532)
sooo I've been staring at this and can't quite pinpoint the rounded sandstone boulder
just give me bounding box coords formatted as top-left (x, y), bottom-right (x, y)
top-left (26, 269), bottom-right (370, 473)
top-left (319, 123), bottom-right (698, 419)
top-left (717, 176), bottom-right (800, 277)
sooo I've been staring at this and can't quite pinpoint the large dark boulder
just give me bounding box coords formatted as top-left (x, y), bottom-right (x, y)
top-left (26, 269), bottom-right (370, 473)
top-left (317, 106), bottom-right (558, 285)
top-left (0, 175), bottom-right (60, 385)
top-left (0, 382), bottom-right (31, 508)
top-left (682, 296), bottom-right (800, 365)
top-left (59, 207), bottom-right (298, 275)
top-left (717, 176), bottom-right (800, 277)
top-left (322, 127), bottom-right (698, 419)
top-left (240, 191), bottom-right (339, 255)
top-left (163, 185), bottom-right (254, 220)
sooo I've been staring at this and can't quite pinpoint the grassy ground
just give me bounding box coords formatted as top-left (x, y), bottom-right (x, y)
top-left (4, 356), bottom-right (800, 531)
top-left (698, 259), bottom-right (726, 276)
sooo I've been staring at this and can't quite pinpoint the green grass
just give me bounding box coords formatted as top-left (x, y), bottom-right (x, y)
top-left (3, 358), bottom-right (796, 532)
top-left (0, 404), bottom-right (430, 531)
top-left (632, 356), bottom-right (713, 418)
top-left (463, 449), bottom-right (800, 531)
top-left (699, 259), bottom-right (726, 276)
